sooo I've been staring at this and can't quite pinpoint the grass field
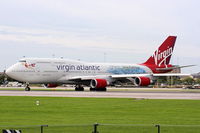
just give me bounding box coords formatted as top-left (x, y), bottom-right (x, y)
top-left (1, 96), bottom-right (200, 132)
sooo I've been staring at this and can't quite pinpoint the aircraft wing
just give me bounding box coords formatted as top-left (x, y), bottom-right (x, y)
top-left (63, 74), bottom-right (151, 86)
top-left (66, 74), bottom-right (150, 80)
top-left (110, 74), bottom-right (151, 78)
top-left (59, 73), bottom-right (192, 87)
top-left (108, 73), bottom-right (191, 79)
top-left (68, 75), bottom-right (110, 80)
top-left (66, 73), bottom-right (191, 81)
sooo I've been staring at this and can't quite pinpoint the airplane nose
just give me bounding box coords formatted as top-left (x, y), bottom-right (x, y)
top-left (5, 64), bottom-right (18, 79)
top-left (5, 63), bottom-right (26, 82)
top-left (5, 67), bottom-right (13, 78)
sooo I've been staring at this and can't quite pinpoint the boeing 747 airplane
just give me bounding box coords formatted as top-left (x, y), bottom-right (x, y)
top-left (5, 36), bottom-right (191, 91)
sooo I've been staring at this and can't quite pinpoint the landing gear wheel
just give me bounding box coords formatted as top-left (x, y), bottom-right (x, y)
top-left (97, 88), bottom-right (107, 91)
top-left (25, 86), bottom-right (30, 91)
top-left (102, 88), bottom-right (107, 91)
top-left (25, 83), bottom-right (31, 91)
top-left (90, 88), bottom-right (107, 91)
top-left (90, 87), bottom-right (96, 91)
top-left (75, 85), bottom-right (84, 91)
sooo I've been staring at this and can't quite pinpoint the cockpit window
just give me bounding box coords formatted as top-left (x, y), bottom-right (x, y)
top-left (19, 60), bottom-right (26, 62)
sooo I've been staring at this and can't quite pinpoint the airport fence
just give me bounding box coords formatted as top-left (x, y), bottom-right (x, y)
top-left (1, 124), bottom-right (200, 133)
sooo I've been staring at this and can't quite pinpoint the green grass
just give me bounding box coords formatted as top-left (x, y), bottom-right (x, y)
top-left (1, 96), bottom-right (200, 132)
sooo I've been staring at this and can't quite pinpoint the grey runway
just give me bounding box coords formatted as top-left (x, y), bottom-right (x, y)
top-left (0, 90), bottom-right (200, 99)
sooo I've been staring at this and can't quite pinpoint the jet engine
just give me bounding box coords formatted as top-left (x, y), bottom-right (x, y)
top-left (90, 79), bottom-right (108, 88)
top-left (134, 77), bottom-right (151, 86)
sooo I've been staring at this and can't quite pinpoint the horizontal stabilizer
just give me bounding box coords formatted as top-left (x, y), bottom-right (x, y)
top-left (153, 73), bottom-right (192, 77)
top-left (156, 65), bottom-right (195, 71)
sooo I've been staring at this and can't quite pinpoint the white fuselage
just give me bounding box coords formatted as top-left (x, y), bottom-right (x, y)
top-left (6, 58), bottom-right (152, 84)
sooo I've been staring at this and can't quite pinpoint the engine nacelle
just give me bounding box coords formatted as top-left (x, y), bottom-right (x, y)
top-left (134, 77), bottom-right (151, 86)
top-left (90, 79), bottom-right (108, 88)
top-left (44, 84), bottom-right (58, 88)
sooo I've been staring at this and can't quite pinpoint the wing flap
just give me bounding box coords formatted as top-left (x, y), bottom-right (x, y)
top-left (64, 73), bottom-right (190, 81)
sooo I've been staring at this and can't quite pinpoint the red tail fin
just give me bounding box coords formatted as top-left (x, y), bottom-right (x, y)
top-left (143, 36), bottom-right (177, 67)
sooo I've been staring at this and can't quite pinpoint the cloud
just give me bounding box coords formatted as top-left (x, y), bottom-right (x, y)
top-left (0, 24), bottom-right (199, 60)
top-left (0, 25), bottom-right (148, 54)
top-left (0, 0), bottom-right (200, 58)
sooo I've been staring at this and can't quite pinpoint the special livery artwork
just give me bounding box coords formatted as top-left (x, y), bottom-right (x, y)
top-left (107, 66), bottom-right (146, 74)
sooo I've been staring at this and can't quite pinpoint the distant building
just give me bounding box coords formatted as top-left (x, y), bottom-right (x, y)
top-left (0, 72), bottom-right (3, 76)
top-left (193, 72), bottom-right (200, 79)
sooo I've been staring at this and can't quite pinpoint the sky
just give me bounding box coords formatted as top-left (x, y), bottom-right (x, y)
top-left (0, 0), bottom-right (200, 73)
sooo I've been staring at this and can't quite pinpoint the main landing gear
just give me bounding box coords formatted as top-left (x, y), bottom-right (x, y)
top-left (74, 85), bottom-right (107, 91)
top-left (75, 85), bottom-right (84, 91)
top-left (25, 83), bottom-right (31, 91)
top-left (90, 87), bottom-right (107, 91)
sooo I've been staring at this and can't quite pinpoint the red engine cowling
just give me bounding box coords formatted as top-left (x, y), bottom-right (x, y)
top-left (90, 79), bottom-right (108, 88)
top-left (45, 84), bottom-right (58, 88)
top-left (134, 77), bottom-right (151, 86)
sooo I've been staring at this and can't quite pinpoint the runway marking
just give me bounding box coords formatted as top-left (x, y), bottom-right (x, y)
top-left (0, 90), bottom-right (200, 99)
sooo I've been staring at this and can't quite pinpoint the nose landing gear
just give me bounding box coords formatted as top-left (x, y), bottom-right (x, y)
top-left (25, 83), bottom-right (31, 91)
